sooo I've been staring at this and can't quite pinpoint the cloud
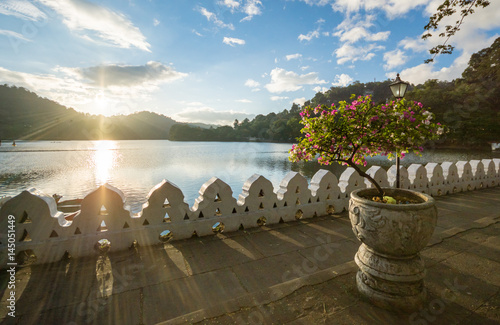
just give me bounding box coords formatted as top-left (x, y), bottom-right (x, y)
top-left (223, 37), bottom-right (245, 46)
top-left (270, 96), bottom-right (289, 101)
top-left (0, 29), bottom-right (32, 42)
top-left (0, 0), bottom-right (47, 21)
top-left (300, 66), bottom-right (310, 71)
top-left (331, 73), bottom-right (353, 87)
top-left (333, 14), bottom-right (390, 44)
top-left (265, 68), bottom-right (327, 93)
top-left (383, 49), bottom-right (407, 70)
top-left (236, 99), bottom-right (252, 103)
top-left (39, 0), bottom-right (151, 51)
top-left (0, 66), bottom-right (92, 106)
top-left (293, 97), bottom-right (307, 106)
top-left (244, 79), bottom-right (260, 88)
top-left (331, 0), bottom-right (430, 19)
top-left (241, 0), bottom-right (262, 22)
top-left (298, 30), bottom-right (319, 42)
top-left (198, 6), bottom-right (234, 30)
top-left (313, 86), bottom-right (329, 93)
top-left (220, 0), bottom-right (240, 10)
top-left (153, 18), bottom-right (160, 26)
top-left (334, 43), bottom-right (384, 64)
top-left (66, 61), bottom-right (187, 88)
top-left (174, 107), bottom-right (255, 125)
top-left (0, 62), bottom-right (188, 116)
top-left (192, 29), bottom-right (203, 37)
top-left (286, 53), bottom-right (302, 61)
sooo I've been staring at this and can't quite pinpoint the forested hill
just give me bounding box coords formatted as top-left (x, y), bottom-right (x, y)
top-left (0, 86), bottom-right (176, 140)
top-left (171, 37), bottom-right (500, 147)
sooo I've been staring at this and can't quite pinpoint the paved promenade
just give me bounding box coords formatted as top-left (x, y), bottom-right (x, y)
top-left (1, 187), bottom-right (499, 325)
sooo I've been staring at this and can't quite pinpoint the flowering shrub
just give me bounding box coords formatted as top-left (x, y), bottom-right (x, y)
top-left (289, 95), bottom-right (445, 196)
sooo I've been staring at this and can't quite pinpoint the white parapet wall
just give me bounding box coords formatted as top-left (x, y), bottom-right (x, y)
top-left (1, 159), bottom-right (499, 267)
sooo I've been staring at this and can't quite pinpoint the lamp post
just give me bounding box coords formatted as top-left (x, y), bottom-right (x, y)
top-left (389, 73), bottom-right (410, 188)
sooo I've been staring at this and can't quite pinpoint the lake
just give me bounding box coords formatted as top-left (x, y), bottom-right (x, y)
top-left (1, 140), bottom-right (498, 212)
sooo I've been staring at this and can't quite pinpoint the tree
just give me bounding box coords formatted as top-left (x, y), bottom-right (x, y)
top-left (290, 95), bottom-right (444, 197)
top-left (423, 0), bottom-right (490, 63)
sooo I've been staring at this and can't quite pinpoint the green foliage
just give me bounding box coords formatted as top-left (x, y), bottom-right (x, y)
top-left (289, 95), bottom-right (444, 195)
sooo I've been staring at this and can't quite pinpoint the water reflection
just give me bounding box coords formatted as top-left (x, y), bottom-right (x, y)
top-left (92, 141), bottom-right (117, 185)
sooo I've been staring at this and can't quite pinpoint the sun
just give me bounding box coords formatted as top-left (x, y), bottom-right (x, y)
top-left (95, 92), bottom-right (109, 111)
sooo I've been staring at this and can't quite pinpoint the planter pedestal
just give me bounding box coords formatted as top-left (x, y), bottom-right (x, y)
top-left (349, 188), bottom-right (437, 312)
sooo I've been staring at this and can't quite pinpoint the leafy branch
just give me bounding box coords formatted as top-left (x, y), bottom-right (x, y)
top-left (423, 0), bottom-right (490, 63)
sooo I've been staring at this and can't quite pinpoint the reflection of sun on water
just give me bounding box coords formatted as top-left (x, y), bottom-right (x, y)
top-left (93, 140), bottom-right (117, 185)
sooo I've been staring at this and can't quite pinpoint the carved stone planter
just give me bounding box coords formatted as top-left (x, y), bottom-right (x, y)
top-left (349, 188), bottom-right (437, 312)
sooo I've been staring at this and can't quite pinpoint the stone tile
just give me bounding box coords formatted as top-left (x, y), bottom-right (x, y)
top-left (298, 239), bottom-right (359, 271)
top-left (442, 251), bottom-right (500, 287)
top-left (295, 218), bottom-right (355, 242)
top-left (436, 211), bottom-right (485, 229)
top-left (242, 227), bottom-right (319, 257)
top-left (426, 261), bottom-right (499, 313)
top-left (5, 256), bottom-right (99, 317)
top-left (461, 289), bottom-right (500, 324)
top-left (142, 268), bottom-right (246, 324)
top-left (231, 251), bottom-right (307, 293)
top-left (16, 289), bottom-right (141, 325)
top-left (466, 235), bottom-right (500, 264)
top-left (170, 235), bottom-right (264, 274)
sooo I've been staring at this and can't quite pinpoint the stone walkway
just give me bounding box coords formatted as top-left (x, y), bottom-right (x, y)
top-left (1, 187), bottom-right (499, 325)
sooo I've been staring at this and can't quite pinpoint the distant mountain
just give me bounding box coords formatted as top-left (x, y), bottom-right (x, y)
top-left (0, 85), bottom-right (176, 140)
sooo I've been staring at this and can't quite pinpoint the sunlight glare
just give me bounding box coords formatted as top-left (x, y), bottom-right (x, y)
top-left (93, 140), bottom-right (117, 185)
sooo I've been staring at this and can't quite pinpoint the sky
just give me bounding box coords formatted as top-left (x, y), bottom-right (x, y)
top-left (0, 0), bottom-right (499, 125)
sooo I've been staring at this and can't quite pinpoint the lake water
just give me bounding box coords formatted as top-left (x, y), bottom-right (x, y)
top-left (1, 140), bottom-right (498, 212)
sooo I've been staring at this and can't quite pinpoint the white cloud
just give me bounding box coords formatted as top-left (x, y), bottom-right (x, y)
top-left (192, 29), bottom-right (203, 37)
top-left (39, 0), bottom-right (151, 51)
top-left (313, 86), bottom-right (329, 93)
top-left (293, 97), bottom-right (307, 106)
top-left (286, 53), bottom-right (302, 61)
top-left (244, 79), bottom-right (260, 88)
top-left (298, 30), bottom-right (319, 42)
top-left (334, 43), bottom-right (384, 64)
top-left (300, 66), bottom-right (310, 71)
top-left (270, 96), bottom-right (289, 101)
top-left (0, 29), bottom-right (32, 42)
top-left (66, 61), bottom-right (187, 87)
top-left (220, 0), bottom-right (240, 10)
top-left (331, 0), bottom-right (430, 19)
top-left (174, 107), bottom-right (255, 125)
top-left (265, 68), bottom-right (327, 93)
top-left (236, 99), bottom-right (252, 103)
top-left (331, 73), bottom-right (353, 87)
top-left (333, 14), bottom-right (390, 44)
top-left (298, 0), bottom-right (331, 6)
top-left (223, 37), bottom-right (245, 46)
top-left (383, 49), bottom-right (407, 70)
top-left (241, 0), bottom-right (262, 22)
top-left (153, 18), bottom-right (160, 26)
top-left (0, 63), bottom-right (188, 116)
top-left (337, 27), bottom-right (389, 43)
top-left (0, 0), bottom-right (47, 21)
top-left (0, 66), bottom-right (92, 107)
top-left (198, 6), bottom-right (234, 30)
